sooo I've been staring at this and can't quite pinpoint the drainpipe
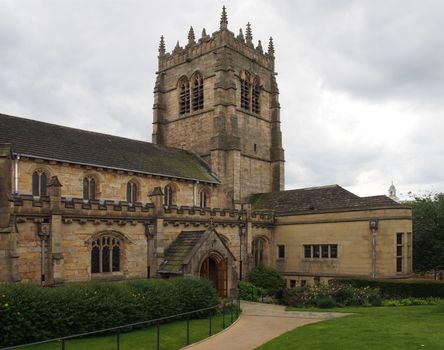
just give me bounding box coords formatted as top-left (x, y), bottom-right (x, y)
top-left (37, 222), bottom-right (51, 285)
top-left (369, 219), bottom-right (378, 278)
top-left (14, 154), bottom-right (20, 194)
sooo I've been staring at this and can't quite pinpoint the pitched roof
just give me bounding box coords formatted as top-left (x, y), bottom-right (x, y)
top-left (0, 113), bottom-right (219, 183)
top-left (251, 185), bottom-right (404, 214)
top-left (159, 231), bottom-right (204, 274)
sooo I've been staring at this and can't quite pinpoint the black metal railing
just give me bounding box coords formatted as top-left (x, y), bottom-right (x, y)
top-left (1, 298), bottom-right (241, 350)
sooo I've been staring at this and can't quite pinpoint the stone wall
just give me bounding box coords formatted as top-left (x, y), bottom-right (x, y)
top-left (272, 207), bottom-right (413, 285)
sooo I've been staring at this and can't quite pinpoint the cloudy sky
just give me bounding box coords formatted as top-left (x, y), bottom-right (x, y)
top-left (1, 0), bottom-right (443, 198)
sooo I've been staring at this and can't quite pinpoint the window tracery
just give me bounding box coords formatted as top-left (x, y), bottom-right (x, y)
top-left (179, 77), bottom-right (191, 115)
top-left (32, 170), bottom-right (47, 196)
top-left (91, 236), bottom-right (121, 274)
top-left (83, 176), bottom-right (96, 200)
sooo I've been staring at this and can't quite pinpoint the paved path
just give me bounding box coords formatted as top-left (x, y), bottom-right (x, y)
top-left (184, 301), bottom-right (348, 350)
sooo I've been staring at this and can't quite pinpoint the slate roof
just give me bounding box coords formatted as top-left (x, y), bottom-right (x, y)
top-left (0, 113), bottom-right (219, 183)
top-left (251, 185), bottom-right (404, 214)
top-left (159, 231), bottom-right (204, 274)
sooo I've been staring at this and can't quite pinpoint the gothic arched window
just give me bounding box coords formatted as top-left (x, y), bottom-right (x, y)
top-left (252, 79), bottom-right (261, 114)
top-left (252, 237), bottom-right (266, 267)
top-left (127, 181), bottom-right (137, 203)
top-left (240, 74), bottom-right (251, 110)
top-left (192, 73), bottom-right (204, 111)
top-left (179, 77), bottom-right (191, 115)
top-left (83, 176), bottom-right (96, 201)
top-left (199, 189), bottom-right (210, 208)
top-left (32, 170), bottom-right (47, 196)
top-left (91, 236), bottom-right (121, 274)
top-left (164, 185), bottom-right (174, 206)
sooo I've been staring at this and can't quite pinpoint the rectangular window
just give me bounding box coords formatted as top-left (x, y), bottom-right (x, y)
top-left (321, 245), bottom-right (329, 258)
top-left (314, 276), bottom-right (320, 284)
top-left (301, 280), bottom-right (307, 287)
top-left (278, 245), bottom-right (285, 259)
top-left (290, 280), bottom-right (296, 288)
top-left (313, 245), bottom-right (320, 258)
top-left (330, 244), bottom-right (338, 258)
top-left (304, 245), bottom-right (311, 258)
top-left (303, 244), bottom-right (338, 259)
top-left (396, 233), bottom-right (404, 273)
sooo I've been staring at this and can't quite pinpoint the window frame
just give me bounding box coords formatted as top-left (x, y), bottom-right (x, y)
top-left (32, 170), bottom-right (48, 197)
top-left (277, 244), bottom-right (285, 259)
top-left (91, 235), bottom-right (121, 274)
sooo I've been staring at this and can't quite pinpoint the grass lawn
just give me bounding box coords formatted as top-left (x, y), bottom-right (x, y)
top-left (14, 314), bottom-right (235, 350)
top-left (256, 303), bottom-right (444, 350)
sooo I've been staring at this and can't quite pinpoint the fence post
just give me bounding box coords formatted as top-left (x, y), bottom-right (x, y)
top-left (157, 322), bottom-right (160, 350)
top-left (116, 331), bottom-right (120, 350)
top-left (61, 339), bottom-right (65, 350)
top-left (209, 313), bottom-right (212, 336)
top-left (230, 299), bottom-right (234, 323)
top-left (186, 317), bottom-right (190, 345)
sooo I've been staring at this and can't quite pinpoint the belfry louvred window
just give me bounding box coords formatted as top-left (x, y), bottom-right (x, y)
top-left (179, 78), bottom-right (191, 115)
top-left (241, 72), bottom-right (260, 114)
top-left (241, 77), bottom-right (250, 110)
top-left (91, 236), bottom-right (121, 274)
top-left (192, 73), bottom-right (204, 111)
top-left (252, 80), bottom-right (260, 114)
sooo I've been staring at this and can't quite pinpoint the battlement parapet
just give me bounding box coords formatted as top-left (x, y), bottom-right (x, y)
top-left (159, 29), bottom-right (274, 72)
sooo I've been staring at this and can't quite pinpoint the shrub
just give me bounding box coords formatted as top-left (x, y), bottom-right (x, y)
top-left (238, 281), bottom-right (266, 302)
top-left (316, 297), bottom-right (336, 309)
top-left (0, 278), bottom-right (218, 347)
top-left (247, 265), bottom-right (286, 296)
top-left (382, 297), bottom-right (441, 307)
top-left (335, 278), bottom-right (444, 298)
top-left (283, 282), bottom-right (381, 308)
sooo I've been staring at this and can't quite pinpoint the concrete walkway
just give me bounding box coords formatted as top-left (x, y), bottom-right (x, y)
top-left (184, 301), bottom-right (348, 350)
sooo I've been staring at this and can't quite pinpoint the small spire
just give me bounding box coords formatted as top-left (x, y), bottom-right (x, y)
top-left (256, 40), bottom-right (263, 53)
top-left (246, 22), bottom-right (253, 46)
top-left (237, 28), bottom-right (244, 41)
top-left (268, 37), bottom-right (274, 56)
top-left (188, 26), bottom-right (195, 46)
top-left (201, 28), bottom-right (207, 38)
top-left (158, 35), bottom-right (165, 56)
top-left (173, 40), bottom-right (181, 54)
top-left (220, 5), bottom-right (228, 30)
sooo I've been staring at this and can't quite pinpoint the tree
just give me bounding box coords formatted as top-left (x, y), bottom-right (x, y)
top-left (409, 193), bottom-right (444, 279)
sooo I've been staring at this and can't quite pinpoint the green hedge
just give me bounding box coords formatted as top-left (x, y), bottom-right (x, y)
top-left (0, 278), bottom-right (218, 347)
top-left (335, 278), bottom-right (444, 298)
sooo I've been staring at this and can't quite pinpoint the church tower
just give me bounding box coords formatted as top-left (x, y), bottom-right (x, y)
top-left (152, 7), bottom-right (285, 207)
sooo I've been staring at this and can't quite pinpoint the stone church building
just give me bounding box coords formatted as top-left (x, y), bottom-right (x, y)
top-left (0, 8), bottom-right (412, 297)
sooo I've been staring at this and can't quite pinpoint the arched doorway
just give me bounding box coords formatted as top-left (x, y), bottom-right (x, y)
top-left (200, 253), bottom-right (227, 297)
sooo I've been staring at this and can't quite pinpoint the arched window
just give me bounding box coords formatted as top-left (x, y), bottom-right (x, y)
top-left (32, 170), bottom-right (47, 196)
top-left (199, 189), bottom-right (210, 208)
top-left (252, 237), bottom-right (266, 267)
top-left (240, 77), bottom-right (250, 110)
top-left (127, 181), bottom-right (137, 203)
top-left (252, 79), bottom-right (260, 114)
top-left (91, 236), bottom-right (121, 273)
top-left (192, 73), bottom-right (204, 111)
top-left (179, 77), bottom-right (190, 115)
top-left (164, 185), bottom-right (173, 206)
top-left (83, 176), bottom-right (96, 201)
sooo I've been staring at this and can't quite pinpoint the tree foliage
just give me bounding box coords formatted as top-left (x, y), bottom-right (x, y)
top-left (409, 193), bottom-right (444, 275)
